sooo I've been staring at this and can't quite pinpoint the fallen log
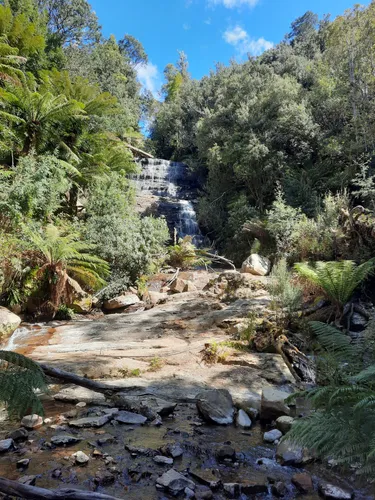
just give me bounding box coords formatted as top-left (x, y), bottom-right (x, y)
top-left (0, 477), bottom-right (122, 500)
top-left (39, 364), bottom-right (139, 397)
top-left (275, 334), bottom-right (316, 386)
top-left (200, 251), bottom-right (236, 270)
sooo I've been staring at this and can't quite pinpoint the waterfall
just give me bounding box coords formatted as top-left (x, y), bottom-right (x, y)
top-left (133, 158), bottom-right (203, 245)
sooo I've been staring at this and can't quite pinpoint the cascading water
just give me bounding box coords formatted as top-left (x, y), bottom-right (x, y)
top-left (133, 158), bottom-right (203, 246)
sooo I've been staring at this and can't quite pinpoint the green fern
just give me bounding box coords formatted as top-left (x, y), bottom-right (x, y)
top-left (295, 259), bottom-right (375, 312)
top-left (0, 351), bottom-right (47, 418)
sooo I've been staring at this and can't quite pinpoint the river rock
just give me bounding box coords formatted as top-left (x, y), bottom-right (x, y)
top-left (196, 389), bottom-right (234, 425)
top-left (292, 473), bottom-right (313, 493)
top-left (263, 429), bottom-right (282, 443)
top-left (94, 470), bottom-right (116, 486)
top-left (73, 451), bottom-right (89, 465)
top-left (0, 439), bottom-right (14, 452)
top-left (195, 485), bottom-right (214, 499)
top-left (160, 443), bottom-right (184, 458)
top-left (319, 483), bottom-right (353, 500)
top-left (18, 475), bottom-right (36, 486)
top-left (51, 434), bottom-right (82, 446)
top-left (7, 428), bottom-right (28, 442)
top-left (241, 254), bottom-right (271, 276)
top-left (260, 388), bottom-right (290, 421)
top-left (271, 481), bottom-right (288, 497)
top-left (154, 455), bottom-right (174, 465)
top-left (276, 440), bottom-right (311, 466)
top-left (65, 276), bottom-right (92, 313)
top-left (21, 414), bottom-right (43, 430)
top-left (185, 487), bottom-right (195, 499)
top-left (0, 306), bottom-right (21, 342)
top-left (104, 294), bottom-right (140, 311)
top-left (189, 469), bottom-right (221, 489)
top-left (113, 393), bottom-right (177, 417)
top-left (223, 483), bottom-right (240, 498)
top-left (217, 445), bottom-right (236, 462)
top-left (68, 414), bottom-right (112, 428)
top-left (276, 416), bottom-right (295, 434)
top-left (114, 411), bottom-right (147, 425)
top-left (148, 291), bottom-right (168, 305)
top-left (236, 409), bottom-right (252, 428)
top-left (156, 468), bottom-right (195, 495)
top-left (350, 312), bottom-right (368, 332)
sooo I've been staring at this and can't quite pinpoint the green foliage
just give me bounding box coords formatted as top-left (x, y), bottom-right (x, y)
top-left (288, 321), bottom-right (375, 474)
top-left (0, 350), bottom-right (47, 417)
top-left (55, 303), bottom-right (74, 320)
top-left (268, 258), bottom-right (303, 315)
top-left (295, 259), bottom-right (375, 311)
top-left (167, 236), bottom-right (206, 270)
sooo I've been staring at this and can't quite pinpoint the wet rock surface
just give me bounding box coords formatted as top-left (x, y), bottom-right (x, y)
top-left (196, 389), bottom-right (235, 425)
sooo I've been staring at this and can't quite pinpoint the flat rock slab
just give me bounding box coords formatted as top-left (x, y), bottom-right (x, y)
top-left (51, 434), bottom-right (82, 446)
top-left (196, 389), bottom-right (234, 425)
top-left (157, 468), bottom-right (195, 495)
top-left (114, 411), bottom-right (147, 425)
top-left (69, 414), bottom-right (112, 428)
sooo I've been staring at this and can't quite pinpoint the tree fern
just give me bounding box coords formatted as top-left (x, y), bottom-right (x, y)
top-left (295, 259), bottom-right (375, 312)
top-left (0, 350), bottom-right (46, 418)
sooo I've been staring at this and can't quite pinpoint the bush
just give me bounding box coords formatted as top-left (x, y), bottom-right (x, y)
top-left (268, 258), bottom-right (303, 319)
top-left (167, 236), bottom-right (206, 269)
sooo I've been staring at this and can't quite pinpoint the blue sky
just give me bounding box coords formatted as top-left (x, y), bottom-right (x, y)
top-left (90, 0), bottom-right (365, 97)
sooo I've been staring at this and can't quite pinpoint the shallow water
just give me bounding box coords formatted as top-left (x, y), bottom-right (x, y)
top-left (0, 400), bottom-right (373, 500)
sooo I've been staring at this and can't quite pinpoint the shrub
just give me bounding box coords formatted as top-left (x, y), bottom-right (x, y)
top-left (167, 236), bottom-right (206, 269)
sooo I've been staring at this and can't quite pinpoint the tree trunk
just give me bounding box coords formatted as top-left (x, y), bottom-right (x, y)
top-left (0, 477), bottom-right (122, 500)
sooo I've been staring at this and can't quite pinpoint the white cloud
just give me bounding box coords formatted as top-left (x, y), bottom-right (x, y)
top-left (223, 25), bottom-right (273, 57)
top-left (183, 23), bottom-right (191, 30)
top-left (136, 63), bottom-right (161, 97)
top-left (223, 26), bottom-right (247, 44)
top-left (211, 0), bottom-right (259, 8)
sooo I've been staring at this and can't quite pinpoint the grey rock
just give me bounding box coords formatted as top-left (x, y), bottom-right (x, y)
top-left (189, 469), bottom-right (221, 489)
top-left (154, 455), bottom-right (174, 465)
top-left (114, 411), bottom-right (147, 425)
top-left (160, 443), bottom-right (184, 458)
top-left (260, 388), bottom-right (290, 421)
top-left (292, 473), bottom-right (313, 493)
top-left (21, 414), bottom-right (43, 430)
top-left (113, 393), bottom-right (177, 417)
top-left (276, 416), bottom-right (295, 434)
top-left (223, 483), bottom-right (240, 498)
top-left (196, 389), bottom-right (234, 425)
top-left (276, 440), bottom-right (312, 466)
top-left (18, 475), bottom-right (36, 486)
top-left (184, 487), bottom-right (195, 498)
top-left (0, 439), bottom-right (13, 452)
top-left (236, 409), bottom-right (252, 429)
top-left (7, 428), bottom-right (29, 442)
top-left (51, 434), bottom-right (82, 446)
top-left (94, 470), bottom-right (116, 486)
top-left (245, 407), bottom-right (259, 420)
top-left (97, 434), bottom-right (115, 445)
top-left (156, 468), bottom-right (195, 495)
top-left (69, 414), bottom-right (112, 428)
top-left (195, 485), bottom-right (214, 499)
top-left (17, 459), bottom-right (30, 469)
top-left (271, 481), bottom-right (288, 497)
top-left (217, 445), bottom-right (236, 462)
top-left (263, 429), bottom-right (283, 443)
top-left (73, 451), bottom-right (89, 464)
top-left (319, 483), bottom-right (353, 500)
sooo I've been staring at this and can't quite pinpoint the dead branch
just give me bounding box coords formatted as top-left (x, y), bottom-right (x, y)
top-left (0, 477), bottom-right (122, 500)
top-left (200, 251), bottom-right (236, 270)
top-left (275, 334), bottom-right (316, 386)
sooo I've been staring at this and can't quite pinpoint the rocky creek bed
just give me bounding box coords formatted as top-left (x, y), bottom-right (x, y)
top-left (0, 389), bottom-right (373, 500)
top-left (1, 270), bottom-right (374, 499)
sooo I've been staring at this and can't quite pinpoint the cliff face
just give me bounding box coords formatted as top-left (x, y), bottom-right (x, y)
top-left (133, 158), bottom-right (203, 245)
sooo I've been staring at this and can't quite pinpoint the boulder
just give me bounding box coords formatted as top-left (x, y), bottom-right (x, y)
top-left (156, 468), bottom-right (195, 495)
top-left (241, 254), bottom-right (271, 276)
top-left (292, 473), bottom-right (313, 493)
top-left (276, 416), bottom-right (295, 434)
top-left (0, 439), bottom-right (14, 453)
top-left (260, 388), bottom-right (291, 421)
top-left (8, 428), bottom-right (29, 442)
top-left (104, 294), bottom-right (140, 311)
top-left (170, 278), bottom-right (186, 294)
top-left (21, 414), bottom-right (43, 430)
top-left (319, 483), bottom-right (353, 500)
top-left (236, 409), bottom-right (252, 429)
top-left (65, 277), bottom-right (92, 314)
top-left (196, 389), bottom-right (234, 425)
top-left (0, 306), bottom-right (21, 342)
top-left (263, 429), bottom-right (282, 443)
top-left (114, 411), bottom-right (147, 425)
